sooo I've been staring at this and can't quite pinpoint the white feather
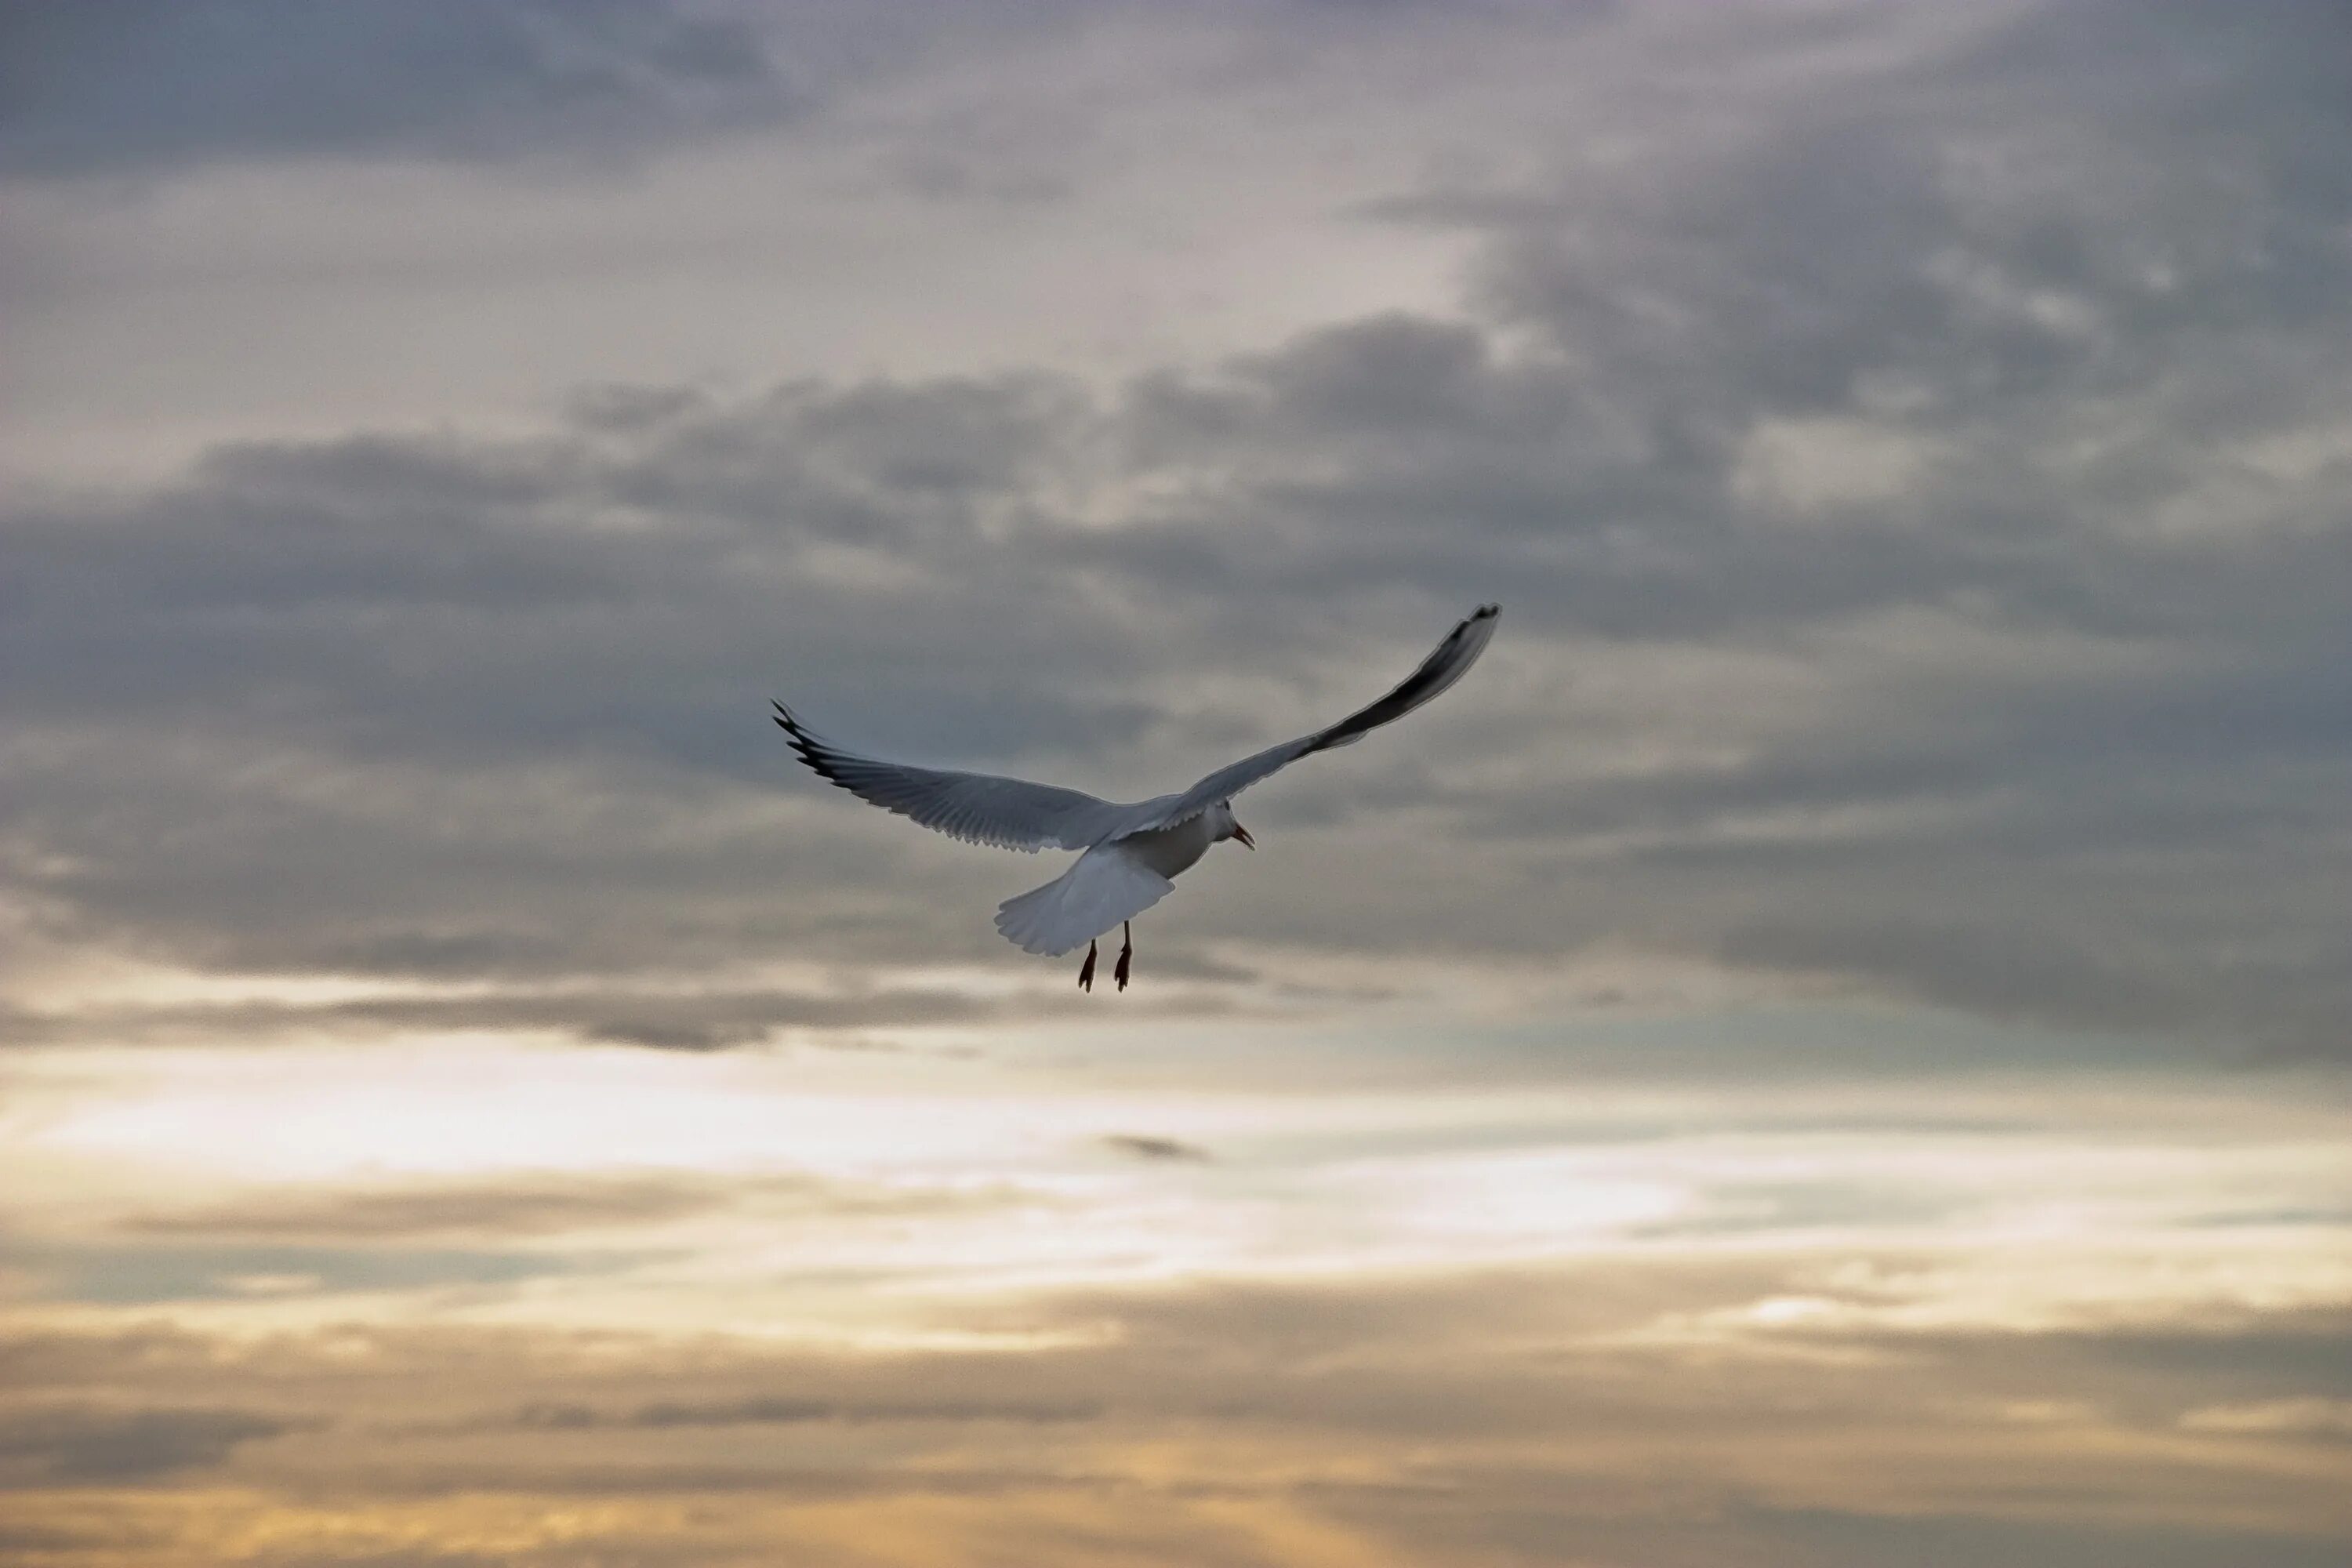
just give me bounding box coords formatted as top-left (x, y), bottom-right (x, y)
top-left (993, 842), bottom-right (1175, 956)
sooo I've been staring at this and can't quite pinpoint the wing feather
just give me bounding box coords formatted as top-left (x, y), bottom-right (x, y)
top-left (774, 602), bottom-right (1497, 858)
top-left (771, 702), bottom-right (1131, 852)
top-left (1116, 602), bottom-right (1499, 839)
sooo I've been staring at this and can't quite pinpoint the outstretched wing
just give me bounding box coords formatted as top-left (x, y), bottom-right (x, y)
top-left (772, 702), bottom-right (1133, 852)
top-left (1118, 602), bottom-right (1500, 840)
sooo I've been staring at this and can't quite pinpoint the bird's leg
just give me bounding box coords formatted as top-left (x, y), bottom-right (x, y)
top-left (1077, 940), bottom-right (1098, 993)
top-left (1114, 920), bottom-right (1133, 992)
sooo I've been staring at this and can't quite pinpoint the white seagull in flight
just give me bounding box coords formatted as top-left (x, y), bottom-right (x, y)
top-left (773, 603), bottom-right (1499, 992)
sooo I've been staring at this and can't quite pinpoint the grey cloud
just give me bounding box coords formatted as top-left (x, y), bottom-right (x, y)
top-left (0, 1403), bottom-right (293, 1485)
top-left (1099, 1134), bottom-right (1213, 1163)
top-left (5, 321), bottom-right (2346, 1053)
top-left (0, 974), bottom-right (1248, 1055)
top-left (1635, 1178), bottom-right (1966, 1240)
top-left (581, 1018), bottom-right (771, 1052)
top-left (266, 1555), bottom-right (504, 1568)
top-left (1937, 1310), bottom-right (2352, 1407)
top-left (114, 1169), bottom-right (1033, 1246)
top-left (517, 1395), bottom-right (1098, 1430)
top-left (15, 1240), bottom-right (634, 1305)
top-left (5, 1259), bottom-right (2348, 1560)
top-left (0, 0), bottom-right (791, 178)
top-left (1740, 1308), bottom-right (2352, 1452)
top-left (1460, 2), bottom-right (2352, 411)
top-left (3, 0), bottom-right (2349, 1060)
top-left (120, 1174), bottom-right (737, 1243)
top-left (1722, 1508), bottom-right (2350, 1568)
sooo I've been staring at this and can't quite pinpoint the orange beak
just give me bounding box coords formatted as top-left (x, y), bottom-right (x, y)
top-left (1232, 825), bottom-right (1256, 850)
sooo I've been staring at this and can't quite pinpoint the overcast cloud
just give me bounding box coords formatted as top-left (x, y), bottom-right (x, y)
top-left (6, 0), bottom-right (2348, 1057)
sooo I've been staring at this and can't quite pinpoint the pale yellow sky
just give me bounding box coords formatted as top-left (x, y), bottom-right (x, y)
top-left (4, 1033), bottom-right (2347, 1562)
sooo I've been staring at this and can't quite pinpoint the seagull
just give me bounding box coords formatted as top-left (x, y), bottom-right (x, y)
top-left (772, 603), bottom-right (1499, 991)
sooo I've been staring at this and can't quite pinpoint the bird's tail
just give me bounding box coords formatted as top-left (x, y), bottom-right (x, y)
top-left (993, 843), bottom-right (1174, 956)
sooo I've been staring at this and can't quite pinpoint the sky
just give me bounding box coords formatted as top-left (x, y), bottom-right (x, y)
top-left (2, 2), bottom-right (2348, 1564)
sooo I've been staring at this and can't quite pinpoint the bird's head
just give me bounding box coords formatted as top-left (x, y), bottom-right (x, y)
top-left (1210, 800), bottom-right (1255, 850)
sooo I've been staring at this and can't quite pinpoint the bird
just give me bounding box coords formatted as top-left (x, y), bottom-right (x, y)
top-left (771, 603), bottom-right (1499, 991)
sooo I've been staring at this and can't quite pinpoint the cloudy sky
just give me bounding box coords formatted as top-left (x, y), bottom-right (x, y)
top-left (3, 2), bottom-right (2349, 1564)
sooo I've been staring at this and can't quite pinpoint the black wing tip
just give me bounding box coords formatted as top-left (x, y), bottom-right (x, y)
top-left (1439, 603), bottom-right (1499, 650)
top-left (771, 699), bottom-right (818, 744)
top-left (768, 700), bottom-right (848, 786)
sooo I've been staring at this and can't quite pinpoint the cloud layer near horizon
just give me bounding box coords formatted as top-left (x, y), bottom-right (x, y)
top-left (5, 1046), bottom-right (2349, 1566)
